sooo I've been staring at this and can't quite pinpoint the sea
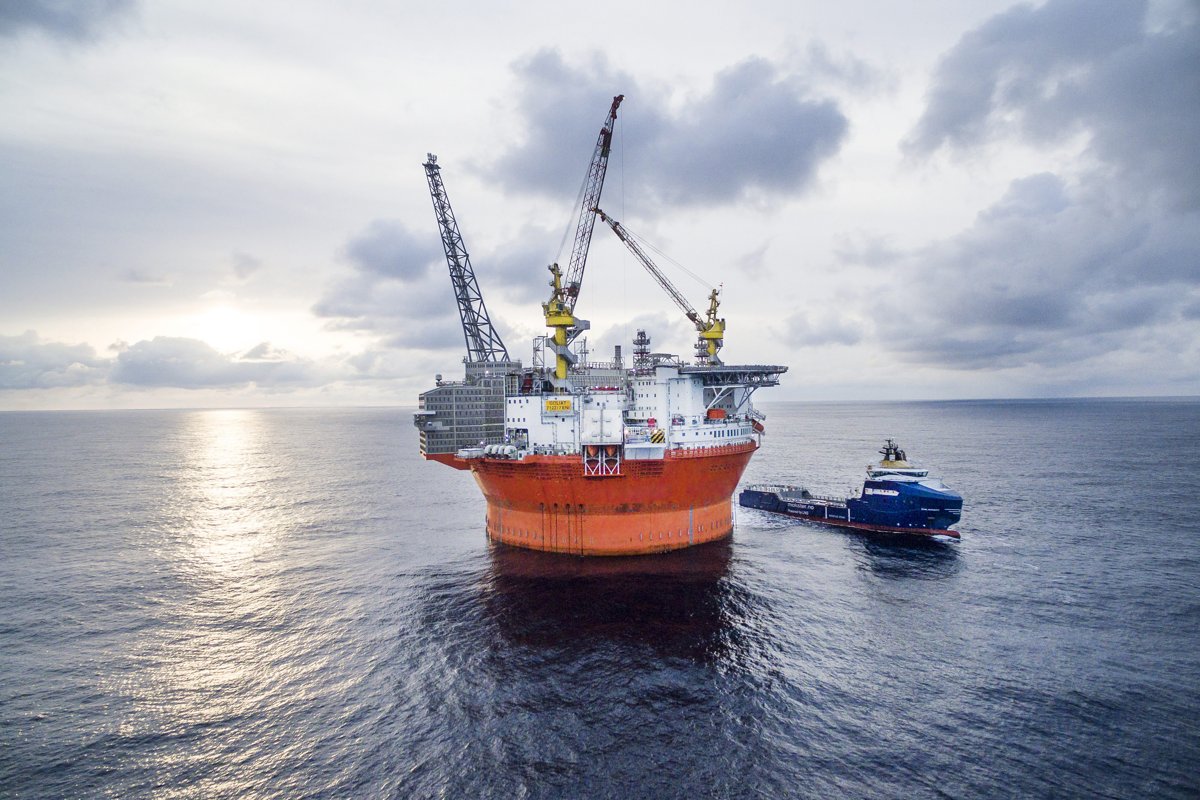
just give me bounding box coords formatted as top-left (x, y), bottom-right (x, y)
top-left (1, 399), bottom-right (1198, 799)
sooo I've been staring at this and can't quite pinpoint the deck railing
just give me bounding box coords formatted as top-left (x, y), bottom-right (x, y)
top-left (664, 441), bottom-right (757, 459)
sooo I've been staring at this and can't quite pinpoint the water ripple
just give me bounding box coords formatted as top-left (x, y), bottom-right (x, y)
top-left (1, 403), bottom-right (1198, 798)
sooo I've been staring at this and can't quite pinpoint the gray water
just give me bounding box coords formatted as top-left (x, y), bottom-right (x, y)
top-left (2, 400), bottom-right (1198, 798)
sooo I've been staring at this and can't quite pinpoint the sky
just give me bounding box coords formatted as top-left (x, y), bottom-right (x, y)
top-left (1, 0), bottom-right (1197, 409)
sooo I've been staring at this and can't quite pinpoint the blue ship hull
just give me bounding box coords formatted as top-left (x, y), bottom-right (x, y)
top-left (740, 479), bottom-right (963, 539)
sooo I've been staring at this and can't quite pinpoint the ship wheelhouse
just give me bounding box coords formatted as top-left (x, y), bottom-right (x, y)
top-left (866, 466), bottom-right (930, 480)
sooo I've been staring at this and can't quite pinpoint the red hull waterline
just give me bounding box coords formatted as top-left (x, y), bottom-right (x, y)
top-left (427, 442), bottom-right (758, 556)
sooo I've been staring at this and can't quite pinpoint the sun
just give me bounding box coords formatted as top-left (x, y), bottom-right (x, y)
top-left (183, 303), bottom-right (269, 354)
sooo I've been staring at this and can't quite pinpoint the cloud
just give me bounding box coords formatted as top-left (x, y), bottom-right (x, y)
top-left (120, 268), bottom-right (171, 285)
top-left (785, 309), bottom-right (863, 347)
top-left (833, 233), bottom-right (903, 269)
top-left (382, 317), bottom-right (470, 352)
top-left (314, 217), bottom-right (514, 356)
top-left (487, 223), bottom-right (563, 302)
top-left (879, 0), bottom-right (1200, 381)
top-left (649, 58), bottom-right (848, 205)
top-left (0, 331), bottom-right (416, 397)
top-left (734, 242), bottom-right (772, 280)
top-left (905, 0), bottom-right (1199, 210)
top-left (793, 42), bottom-right (892, 94)
top-left (342, 218), bottom-right (442, 280)
top-left (231, 252), bottom-right (262, 280)
top-left (0, 331), bottom-right (109, 389)
top-left (904, 0), bottom-right (1142, 155)
top-left (588, 313), bottom-right (698, 363)
top-left (240, 341), bottom-right (288, 360)
top-left (315, 217), bottom-right (449, 326)
top-left (978, 172), bottom-right (1070, 222)
top-left (314, 272), bottom-right (466, 329)
top-left (111, 336), bottom-right (325, 388)
top-left (485, 49), bottom-right (849, 211)
top-left (870, 173), bottom-right (1200, 369)
top-left (0, 0), bottom-right (135, 43)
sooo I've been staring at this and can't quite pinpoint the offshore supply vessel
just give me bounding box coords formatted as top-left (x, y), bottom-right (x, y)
top-left (739, 439), bottom-right (964, 540)
top-left (414, 96), bottom-right (787, 555)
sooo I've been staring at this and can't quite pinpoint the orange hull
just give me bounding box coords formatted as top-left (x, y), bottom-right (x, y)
top-left (457, 442), bottom-right (757, 556)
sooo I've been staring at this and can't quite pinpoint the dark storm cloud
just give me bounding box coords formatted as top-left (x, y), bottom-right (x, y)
top-left (0, 331), bottom-right (109, 389)
top-left (905, 0), bottom-right (1199, 209)
top-left (0, 0), bottom-right (134, 42)
top-left (111, 337), bottom-right (322, 388)
top-left (486, 49), bottom-right (848, 210)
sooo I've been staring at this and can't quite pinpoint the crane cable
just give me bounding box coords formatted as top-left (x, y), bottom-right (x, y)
top-left (620, 109), bottom-right (627, 348)
top-left (556, 154), bottom-right (591, 265)
top-left (615, 220), bottom-right (715, 293)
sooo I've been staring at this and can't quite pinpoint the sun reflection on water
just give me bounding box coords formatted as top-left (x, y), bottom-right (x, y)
top-left (179, 409), bottom-right (277, 574)
top-left (117, 409), bottom-right (325, 796)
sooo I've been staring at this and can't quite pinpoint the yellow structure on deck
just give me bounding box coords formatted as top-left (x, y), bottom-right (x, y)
top-left (543, 263), bottom-right (576, 382)
top-left (540, 95), bottom-right (623, 389)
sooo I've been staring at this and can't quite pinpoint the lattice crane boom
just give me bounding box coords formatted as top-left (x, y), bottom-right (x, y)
top-left (424, 153), bottom-right (509, 363)
top-left (595, 209), bottom-right (700, 326)
top-left (595, 208), bottom-right (726, 365)
top-left (561, 94), bottom-right (624, 312)
top-left (543, 94), bottom-right (623, 385)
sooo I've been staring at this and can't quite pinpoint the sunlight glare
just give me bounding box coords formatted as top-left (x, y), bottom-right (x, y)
top-left (184, 304), bottom-right (267, 354)
top-left (182, 409), bottom-right (277, 574)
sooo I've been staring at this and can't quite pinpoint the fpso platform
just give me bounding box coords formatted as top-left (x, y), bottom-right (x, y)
top-left (415, 99), bottom-right (785, 555)
top-left (417, 357), bottom-right (784, 556)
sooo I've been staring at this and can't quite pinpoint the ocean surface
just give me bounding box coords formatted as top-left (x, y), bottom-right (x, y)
top-left (2, 400), bottom-right (1198, 799)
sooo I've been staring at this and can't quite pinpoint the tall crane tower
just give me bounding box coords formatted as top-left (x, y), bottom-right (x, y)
top-left (595, 208), bottom-right (726, 365)
top-left (423, 153), bottom-right (510, 363)
top-left (543, 94), bottom-right (624, 387)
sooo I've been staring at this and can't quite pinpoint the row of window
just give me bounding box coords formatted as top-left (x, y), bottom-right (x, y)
top-left (422, 403), bottom-right (502, 411)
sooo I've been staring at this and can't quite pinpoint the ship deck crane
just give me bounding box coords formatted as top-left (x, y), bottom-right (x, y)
top-left (543, 94), bottom-right (623, 387)
top-left (423, 154), bottom-right (510, 363)
top-left (595, 208), bottom-right (725, 365)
